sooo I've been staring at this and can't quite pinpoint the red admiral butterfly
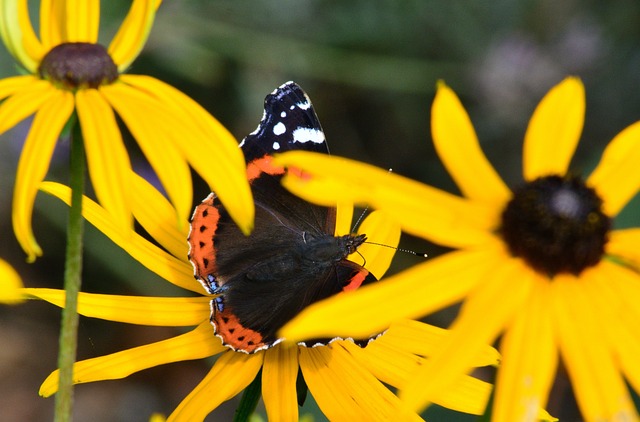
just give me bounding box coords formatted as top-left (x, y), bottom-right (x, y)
top-left (188, 82), bottom-right (377, 353)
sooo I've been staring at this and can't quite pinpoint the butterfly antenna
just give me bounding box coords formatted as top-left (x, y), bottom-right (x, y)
top-left (351, 205), bottom-right (370, 232)
top-left (363, 241), bottom-right (428, 258)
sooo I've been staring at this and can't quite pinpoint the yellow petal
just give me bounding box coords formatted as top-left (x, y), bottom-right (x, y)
top-left (39, 0), bottom-right (65, 49)
top-left (76, 89), bottom-right (133, 230)
top-left (334, 200), bottom-right (354, 236)
top-left (400, 257), bottom-right (535, 412)
top-left (100, 82), bottom-right (193, 225)
top-left (493, 280), bottom-right (557, 422)
top-left (40, 321), bottom-right (224, 397)
top-left (276, 151), bottom-right (501, 248)
top-left (601, 261), bottom-right (640, 342)
top-left (586, 265), bottom-right (640, 396)
top-left (0, 259), bottom-right (24, 304)
top-left (523, 77), bottom-right (585, 181)
top-left (0, 75), bottom-right (39, 101)
top-left (129, 171), bottom-right (190, 260)
top-left (39, 181), bottom-right (202, 293)
top-left (279, 247), bottom-right (503, 343)
top-left (0, 0), bottom-right (42, 71)
top-left (346, 337), bottom-right (493, 415)
top-left (587, 121), bottom-right (640, 217)
top-left (262, 344), bottom-right (299, 422)
top-left (607, 228), bottom-right (640, 272)
top-left (22, 288), bottom-right (210, 326)
top-left (552, 275), bottom-right (638, 421)
top-left (0, 78), bottom-right (57, 135)
top-left (120, 75), bottom-right (254, 235)
top-left (168, 351), bottom-right (263, 421)
top-left (431, 82), bottom-right (510, 204)
top-left (374, 319), bottom-right (500, 367)
top-left (354, 210), bottom-right (401, 279)
top-left (13, 90), bottom-right (73, 261)
top-left (64, 0), bottom-right (99, 43)
top-left (299, 343), bottom-right (422, 421)
top-left (108, 0), bottom-right (157, 71)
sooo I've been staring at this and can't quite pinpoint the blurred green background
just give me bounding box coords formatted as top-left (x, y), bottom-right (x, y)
top-left (2, 1), bottom-right (640, 420)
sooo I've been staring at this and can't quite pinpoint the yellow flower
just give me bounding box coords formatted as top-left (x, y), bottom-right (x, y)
top-left (0, 257), bottom-right (24, 304)
top-left (274, 77), bottom-right (640, 421)
top-left (23, 174), bottom-right (495, 421)
top-left (0, 0), bottom-right (253, 262)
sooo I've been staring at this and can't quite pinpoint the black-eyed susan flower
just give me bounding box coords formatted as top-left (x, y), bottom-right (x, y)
top-left (274, 77), bottom-right (640, 421)
top-left (0, 0), bottom-right (253, 262)
top-left (0, 257), bottom-right (23, 304)
top-left (23, 174), bottom-right (497, 421)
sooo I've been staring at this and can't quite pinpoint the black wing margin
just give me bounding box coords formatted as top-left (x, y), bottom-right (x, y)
top-left (240, 81), bottom-right (330, 163)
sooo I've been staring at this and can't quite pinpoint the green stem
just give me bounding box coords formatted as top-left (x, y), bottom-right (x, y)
top-left (54, 120), bottom-right (85, 422)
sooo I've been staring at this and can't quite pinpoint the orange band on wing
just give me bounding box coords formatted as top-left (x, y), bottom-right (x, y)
top-left (246, 155), bottom-right (285, 181)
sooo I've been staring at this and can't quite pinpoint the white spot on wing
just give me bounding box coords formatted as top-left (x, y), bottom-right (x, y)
top-left (273, 122), bottom-right (286, 136)
top-left (297, 100), bottom-right (311, 110)
top-left (292, 127), bottom-right (325, 144)
top-left (272, 141), bottom-right (280, 150)
top-left (280, 111), bottom-right (287, 118)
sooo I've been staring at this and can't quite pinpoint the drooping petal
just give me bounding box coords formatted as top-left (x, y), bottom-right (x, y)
top-left (587, 121), bottom-right (640, 217)
top-left (374, 319), bottom-right (500, 368)
top-left (0, 259), bottom-right (24, 304)
top-left (39, 0), bottom-right (65, 50)
top-left (493, 280), bottom-right (557, 422)
top-left (76, 89), bottom-right (133, 230)
top-left (108, 0), bottom-right (157, 71)
top-left (602, 260), bottom-right (640, 343)
top-left (0, 78), bottom-right (57, 135)
top-left (168, 351), bottom-right (263, 422)
top-left (353, 210), bottom-right (401, 279)
top-left (22, 288), bottom-right (210, 326)
top-left (400, 257), bottom-right (535, 412)
top-left (279, 247), bottom-right (503, 343)
top-left (13, 90), bottom-right (73, 261)
top-left (607, 229), bottom-right (640, 272)
top-left (129, 172), bottom-right (190, 260)
top-left (0, 0), bottom-right (42, 71)
top-left (119, 75), bottom-right (254, 235)
top-left (344, 339), bottom-right (492, 415)
top-left (0, 75), bottom-right (39, 100)
top-left (299, 343), bottom-right (422, 421)
top-left (99, 82), bottom-right (193, 226)
top-left (276, 151), bottom-right (501, 248)
top-left (40, 181), bottom-right (202, 293)
top-left (586, 264), bottom-right (640, 396)
top-left (431, 82), bottom-right (510, 204)
top-left (40, 322), bottom-right (224, 397)
top-left (64, 0), bottom-right (99, 43)
top-left (523, 77), bottom-right (585, 181)
top-left (552, 274), bottom-right (638, 421)
top-left (262, 344), bottom-right (299, 422)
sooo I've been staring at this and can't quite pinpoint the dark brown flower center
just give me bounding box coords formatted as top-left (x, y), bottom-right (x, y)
top-left (500, 175), bottom-right (610, 276)
top-left (38, 42), bottom-right (118, 89)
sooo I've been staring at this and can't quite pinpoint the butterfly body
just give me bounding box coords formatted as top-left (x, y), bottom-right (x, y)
top-left (188, 82), bottom-right (375, 353)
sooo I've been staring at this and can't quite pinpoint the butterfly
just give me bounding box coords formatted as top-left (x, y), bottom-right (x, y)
top-left (188, 82), bottom-right (376, 353)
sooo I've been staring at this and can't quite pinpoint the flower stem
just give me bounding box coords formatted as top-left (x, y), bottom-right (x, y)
top-left (54, 119), bottom-right (85, 422)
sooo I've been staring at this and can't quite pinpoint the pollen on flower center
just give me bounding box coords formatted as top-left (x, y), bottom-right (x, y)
top-left (500, 175), bottom-right (610, 276)
top-left (38, 42), bottom-right (118, 89)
